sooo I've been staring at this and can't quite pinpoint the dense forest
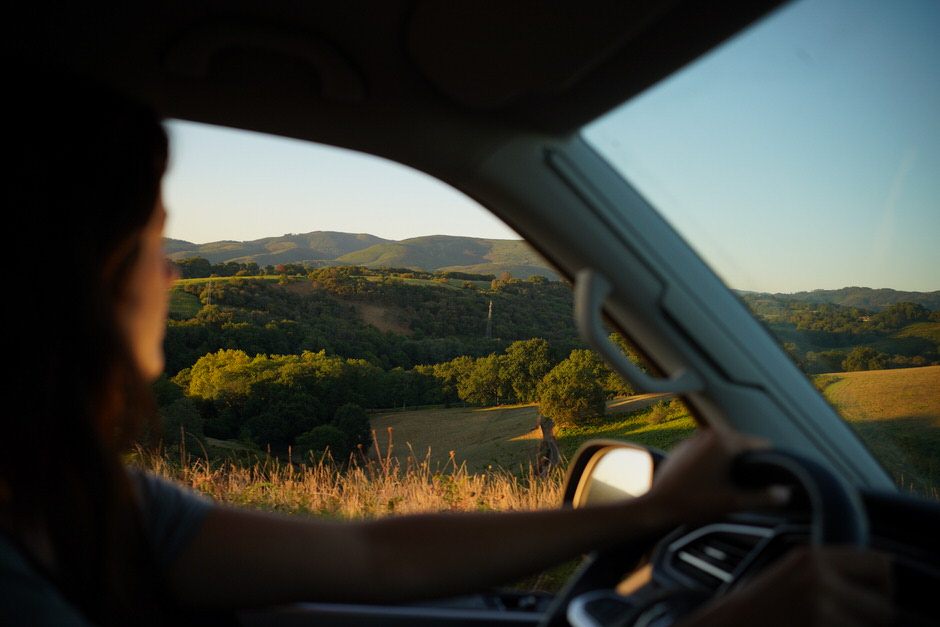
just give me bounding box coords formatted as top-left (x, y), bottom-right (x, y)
top-left (156, 261), bottom-right (940, 455)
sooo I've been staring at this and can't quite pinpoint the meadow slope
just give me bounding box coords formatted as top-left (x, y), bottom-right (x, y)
top-left (370, 394), bottom-right (692, 473)
top-left (818, 365), bottom-right (940, 497)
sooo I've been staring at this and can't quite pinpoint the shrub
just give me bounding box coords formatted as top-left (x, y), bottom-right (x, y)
top-left (296, 424), bottom-right (349, 461)
top-left (646, 398), bottom-right (687, 425)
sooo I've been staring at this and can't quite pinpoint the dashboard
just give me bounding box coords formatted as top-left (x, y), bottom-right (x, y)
top-left (567, 491), bottom-right (940, 627)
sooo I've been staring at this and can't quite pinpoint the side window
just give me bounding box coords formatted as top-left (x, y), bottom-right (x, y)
top-left (584, 0), bottom-right (939, 499)
top-left (151, 120), bottom-right (695, 588)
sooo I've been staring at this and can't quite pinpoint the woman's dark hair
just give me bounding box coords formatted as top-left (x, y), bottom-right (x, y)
top-left (3, 66), bottom-right (169, 624)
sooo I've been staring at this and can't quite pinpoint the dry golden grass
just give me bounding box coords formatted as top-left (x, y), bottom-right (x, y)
top-left (137, 440), bottom-right (564, 519)
top-left (135, 437), bottom-right (573, 591)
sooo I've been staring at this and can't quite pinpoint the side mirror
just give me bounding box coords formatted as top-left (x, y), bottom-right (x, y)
top-left (562, 440), bottom-right (664, 508)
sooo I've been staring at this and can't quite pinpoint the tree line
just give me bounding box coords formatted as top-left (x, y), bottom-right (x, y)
top-left (159, 334), bottom-right (641, 458)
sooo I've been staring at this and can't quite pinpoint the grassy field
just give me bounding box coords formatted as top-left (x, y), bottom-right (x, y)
top-left (370, 395), bottom-right (694, 474)
top-left (817, 365), bottom-right (940, 498)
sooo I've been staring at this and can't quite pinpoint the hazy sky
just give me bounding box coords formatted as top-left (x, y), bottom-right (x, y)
top-left (163, 0), bottom-right (938, 293)
top-left (163, 121), bottom-right (517, 243)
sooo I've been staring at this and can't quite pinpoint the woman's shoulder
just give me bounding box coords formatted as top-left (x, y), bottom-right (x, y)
top-left (127, 468), bottom-right (215, 569)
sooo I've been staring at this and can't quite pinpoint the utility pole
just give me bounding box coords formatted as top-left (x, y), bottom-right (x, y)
top-left (485, 300), bottom-right (493, 338)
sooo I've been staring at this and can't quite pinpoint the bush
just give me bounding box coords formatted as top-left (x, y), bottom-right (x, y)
top-left (646, 398), bottom-right (687, 425)
top-left (296, 424), bottom-right (349, 461)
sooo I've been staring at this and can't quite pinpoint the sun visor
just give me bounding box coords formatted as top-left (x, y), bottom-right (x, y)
top-left (164, 22), bottom-right (366, 104)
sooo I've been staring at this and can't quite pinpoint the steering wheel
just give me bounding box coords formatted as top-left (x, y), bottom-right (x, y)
top-left (540, 448), bottom-right (869, 627)
top-left (730, 449), bottom-right (868, 546)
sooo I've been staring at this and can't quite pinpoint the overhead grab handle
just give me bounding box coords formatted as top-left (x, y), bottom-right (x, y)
top-left (574, 269), bottom-right (704, 395)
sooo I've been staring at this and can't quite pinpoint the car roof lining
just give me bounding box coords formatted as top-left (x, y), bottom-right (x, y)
top-left (8, 0), bottom-right (785, 168)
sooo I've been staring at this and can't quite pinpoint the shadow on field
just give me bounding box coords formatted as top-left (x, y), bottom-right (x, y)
top-left (849, 415), bottom-right (940, 498)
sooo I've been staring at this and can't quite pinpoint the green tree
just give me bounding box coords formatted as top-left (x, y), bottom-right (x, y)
top-left (458, 354), bottom-right (504, 405)
top-left (176, 256), bottom-right (212, 279)
top-left (501, 338), bottom-right (552, 403)
top-left (151, 376), bottom-right (204, 447)
top-left (431, 355), bottom-right (475, 405)
top-left (537, 349), bottom-right (607, 427)
top-left (332, 403), bottom-right (371, 452)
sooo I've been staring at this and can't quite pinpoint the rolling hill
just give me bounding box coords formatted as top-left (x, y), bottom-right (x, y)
top-left (338, 235), bottom-right (555, 278)
top-left (166, 231), bottom-right (391, 266)
top-left (165, 230), bottom-right (555, 279)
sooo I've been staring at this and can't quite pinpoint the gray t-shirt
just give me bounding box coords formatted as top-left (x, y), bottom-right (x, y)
top-left (0, 470), bottom-right (213, 626)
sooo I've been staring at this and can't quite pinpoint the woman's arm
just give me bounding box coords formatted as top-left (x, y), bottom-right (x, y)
top-left (166, 430), bottom-right (780, 609)
top-left (168, 492), bottom-right (665, 608)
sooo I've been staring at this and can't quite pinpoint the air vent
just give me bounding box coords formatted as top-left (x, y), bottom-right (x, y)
top-left (671, 530), bottom-right (765, 590)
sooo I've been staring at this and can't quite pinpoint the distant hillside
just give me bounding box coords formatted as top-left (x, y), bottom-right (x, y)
top-left (166, 231), bottom-right (390, 266)
top-left (338, 235), bottom-right (554, 278)
top-left (762, 287), bottom-right (940, 311)
top-left (165, 231), bottom-right (555, 279)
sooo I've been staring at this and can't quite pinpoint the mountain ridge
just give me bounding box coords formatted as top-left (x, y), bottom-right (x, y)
top-left (166, 230), bottom-right (556, 278)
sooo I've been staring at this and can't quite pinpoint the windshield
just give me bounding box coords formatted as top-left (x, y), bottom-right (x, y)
top-left (583, 0), bottom-right (939, 499)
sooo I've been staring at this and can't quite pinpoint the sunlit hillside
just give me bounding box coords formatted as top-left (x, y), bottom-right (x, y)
top-left (818, 365), bottom-right (940, 497)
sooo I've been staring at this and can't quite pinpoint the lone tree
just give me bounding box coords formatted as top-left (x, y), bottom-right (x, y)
top-left (537, 349), bottom-right (607, 427)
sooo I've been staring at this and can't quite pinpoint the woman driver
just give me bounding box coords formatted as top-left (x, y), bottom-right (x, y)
top-left (0, 69), bottom-right (892, 626)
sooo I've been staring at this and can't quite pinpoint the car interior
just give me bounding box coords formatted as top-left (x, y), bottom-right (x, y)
top-left (8, 1), bottom-right (939, 625)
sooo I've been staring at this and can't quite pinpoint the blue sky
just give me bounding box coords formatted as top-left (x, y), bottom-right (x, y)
top-left (164, 0), bottom-right (938, 293)
top-left (584, 0), bottom-right (939, 293)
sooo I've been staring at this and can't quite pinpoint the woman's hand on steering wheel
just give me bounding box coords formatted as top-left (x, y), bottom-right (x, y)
top-left (645, 429), bottom-right (790, 528)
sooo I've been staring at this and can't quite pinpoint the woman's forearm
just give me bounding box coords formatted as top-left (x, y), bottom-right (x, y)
top-left (168, 495), bottom-right (675, 609)
top-left (358, 497), bottom-right (671, 602)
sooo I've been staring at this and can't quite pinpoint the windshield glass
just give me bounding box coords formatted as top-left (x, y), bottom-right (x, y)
top-left (583, 0), bottom-right (939, 499)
